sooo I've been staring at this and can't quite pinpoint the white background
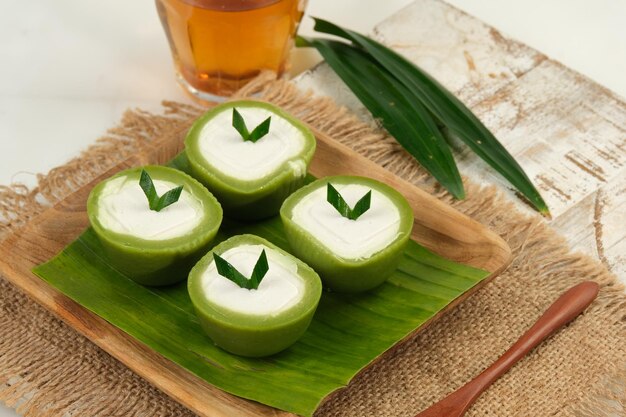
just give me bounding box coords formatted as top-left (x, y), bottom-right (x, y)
top-left (1, 0), bottom-right (625, 415)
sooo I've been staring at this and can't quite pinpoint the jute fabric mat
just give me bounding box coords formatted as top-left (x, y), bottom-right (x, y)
top-left (1, 74), bottom-right (624, 416)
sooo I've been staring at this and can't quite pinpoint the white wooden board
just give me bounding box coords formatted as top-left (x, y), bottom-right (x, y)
top-left (294, 0), bottom-right (626, 284)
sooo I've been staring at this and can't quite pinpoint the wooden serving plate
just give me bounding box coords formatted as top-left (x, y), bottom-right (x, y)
top-left (0, 120), bottom-right (511, 417)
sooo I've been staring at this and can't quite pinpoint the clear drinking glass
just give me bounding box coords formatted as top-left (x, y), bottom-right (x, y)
top-left (156, 0), bottom-right (307, 101)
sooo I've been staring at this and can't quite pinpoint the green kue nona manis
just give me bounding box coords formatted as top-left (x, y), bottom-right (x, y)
top-left (281, 175), bottom-right (414, 293)
top-left (188, 234), bottom-right (323, 357)
top-left (87, 165), bottom-right (223, 286)
top-left (184, 100), bottom-right (316, 220)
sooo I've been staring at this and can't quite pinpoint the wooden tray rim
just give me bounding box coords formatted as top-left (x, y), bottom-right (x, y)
top-left (0, 121), bottom-right (511, 417)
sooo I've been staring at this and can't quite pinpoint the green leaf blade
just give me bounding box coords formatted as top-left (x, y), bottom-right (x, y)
top-left (138, 170), bottom-right (183, 212)
top-left (326, 183), bottom-right (352, 218)
top-left (248, 117), bottom-right (271, 142)
top-left (326, 183), bottom-right (372, 220)
top-left (249, 249), bottom-right (269, 289)
top-left (311, 17), bottom-right (549, 215)
top-left (213, 253), bottom-right (250, 288)
top-left (213, 250), bottom-right (269, 290)
top-left (139, 169), bottom-right (159, 210)
top-left (304, 37), bottom-right (465, 199)
top-left (349, 190), bottom-right (371, 220)
top-left (232, 108), bottom-right (250, 140)
top-left (232, 108), bottom-right (272, 143)
top-left (156, 185), bottom-right (183, 211)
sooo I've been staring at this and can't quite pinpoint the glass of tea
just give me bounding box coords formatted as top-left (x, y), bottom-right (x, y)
top-left (156, 0), bottom-right (307, 101)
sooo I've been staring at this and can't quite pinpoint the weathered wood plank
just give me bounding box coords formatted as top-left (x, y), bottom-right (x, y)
top-left (466, 59), bottom-right (626, 217)
top-left (372, 0), bottom-right (546, 107)
top-left (294, 0), bottom-right (626, 285)
top-left (551, 170), bottom-right (626, 278)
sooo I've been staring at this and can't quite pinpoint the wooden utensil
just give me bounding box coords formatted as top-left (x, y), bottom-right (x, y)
top-left (415, 281), bottom-right (599, 417)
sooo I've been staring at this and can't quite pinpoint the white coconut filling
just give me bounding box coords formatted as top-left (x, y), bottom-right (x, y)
top-left (201, 244), bottom-right (305, 316)
top-left (291, 184), bottom-right (402, 260)
top-left (197, 106), bottom-right (307, 181)
top-left (96, 176), bottom-right (205, 241)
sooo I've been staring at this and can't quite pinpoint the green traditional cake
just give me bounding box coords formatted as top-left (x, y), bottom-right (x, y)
top-left (281, 175), bottom-right (414, 293)
top-left (188, 234), bottom-right (322, 357)
top-left (184, 100), bottom-right (316, 220)
top-left (87, 165), bottom-right (222, 286)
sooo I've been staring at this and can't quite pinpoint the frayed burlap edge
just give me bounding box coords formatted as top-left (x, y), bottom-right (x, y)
top-left (1, 72), bottom-right (625, 416)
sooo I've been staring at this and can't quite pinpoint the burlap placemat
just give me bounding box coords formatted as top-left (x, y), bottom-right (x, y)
top-left (1, 74), bottom-right (625, 416)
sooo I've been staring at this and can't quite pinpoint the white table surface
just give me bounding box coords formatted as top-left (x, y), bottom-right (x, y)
top-left (1, 1), bottom-right (625, 415)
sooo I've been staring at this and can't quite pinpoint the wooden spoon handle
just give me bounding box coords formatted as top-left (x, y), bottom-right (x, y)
top-left (416, 281), bottom-right (599, 417)
top-left (469, 281), bottom-right (598, 389)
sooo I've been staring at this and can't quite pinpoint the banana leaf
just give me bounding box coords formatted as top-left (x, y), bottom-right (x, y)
top-left (33, 153), bottom-right (489, 416)
top-left (305, 18), bottom-right (549, 215)
top-left (297, 37), bottom-right (465, 199)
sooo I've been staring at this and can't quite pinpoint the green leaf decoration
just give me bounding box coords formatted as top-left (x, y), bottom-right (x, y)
top-left (231, 108), bottom-right (249, 138)
top-left (33, 154), bottom-right (491, 417)
top-left (297, 36), bottom-right (465, 199)
top-left (213, 249), bottom-right (269, 290)
top-left (326, 183), bottom-right (371, 220)
top-left (232, 108), bottom-right (272, 143)
top-left (139, 169), bottom-right (183, 212)
top-left (306, 18), bottom-right (549, 215)
top-left (248, 117), bottom-right (272, 142)
top-left (139, 169), bottom-right (158, 208)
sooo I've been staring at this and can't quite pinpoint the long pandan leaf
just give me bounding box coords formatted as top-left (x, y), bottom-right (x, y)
top-left (310, 18), bottom-right (550, 215)
top-left (298, 37), bottom-right (465, 199)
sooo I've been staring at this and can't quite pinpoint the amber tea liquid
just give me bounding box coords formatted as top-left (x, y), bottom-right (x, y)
top-left (156, 0), bottom-right (305, 99)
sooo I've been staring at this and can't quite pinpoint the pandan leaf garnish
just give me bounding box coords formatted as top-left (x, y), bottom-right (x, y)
top-left (214, 249), bottom-right (269, 290)
top-left (326, 183), bottom-right (371, 220)
top-left (139, 169), bottom-right (184, 212)
top-left (232, 108), bottom-right (272, 143)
